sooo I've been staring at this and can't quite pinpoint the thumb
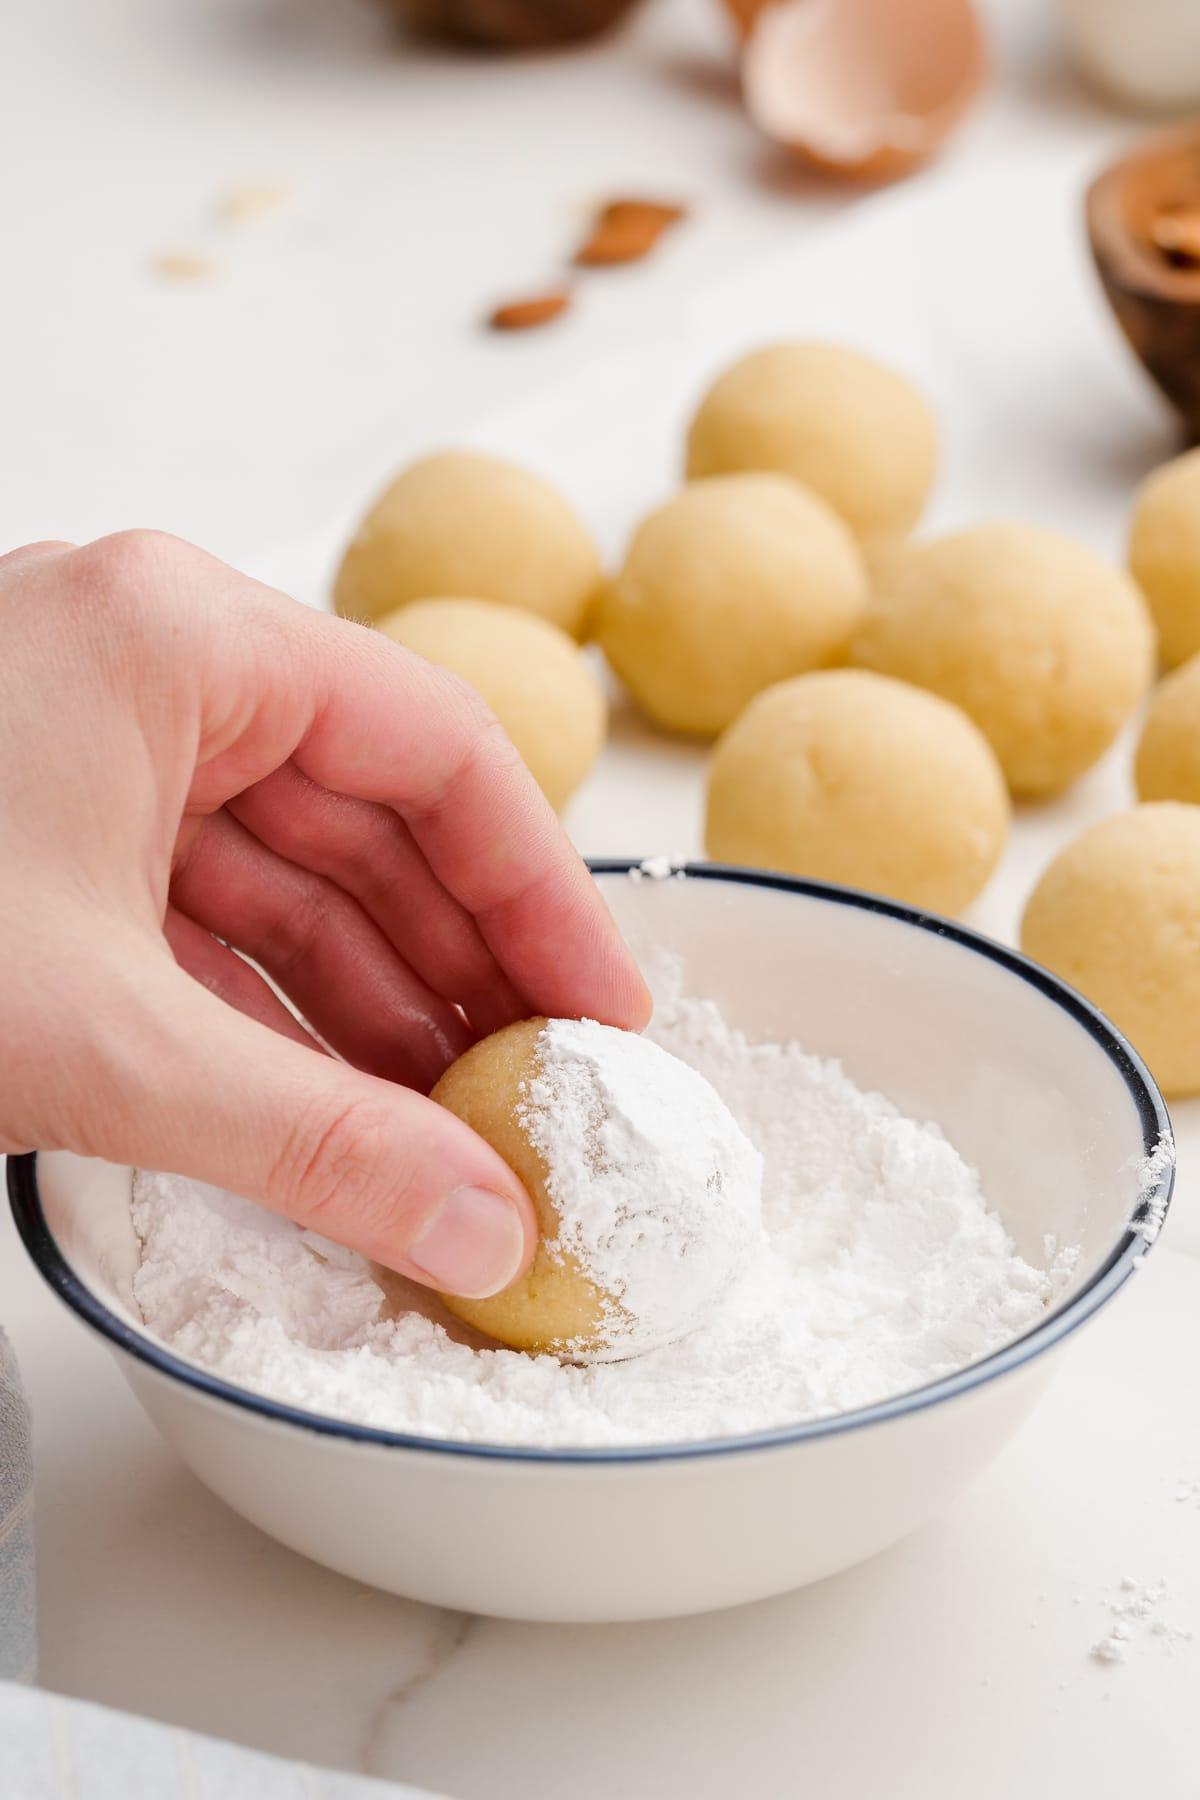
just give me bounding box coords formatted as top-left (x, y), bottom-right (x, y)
top-left (87, 961), bottom-right (538, 1300)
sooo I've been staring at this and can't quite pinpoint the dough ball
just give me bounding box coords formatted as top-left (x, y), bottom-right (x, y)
top-left (377, 598), bottom-right (606, 811)
top-left (684, 343), bottom-right (937, 545)
top-left (852, 523), bottom-right (1155, 796)
top-left (1136, 654), bottom-right (1200, 805)
top-left (334, 451), bottom-right (602, 638)
top-left (1020, 804), bottom-right (1200, 1096)
top-left (431, 1017), bottom-right (763, 1361)
top-left (596, 473), bottom-right (867, 737)
top-left (1130, 447), bottom-right (1200, 669)
top-left (705, 669), bottom-right (1009, 915)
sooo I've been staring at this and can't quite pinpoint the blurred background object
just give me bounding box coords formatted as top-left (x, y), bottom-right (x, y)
top-left (377, 0), bottom-right (641, 48)
top-left (737, 0), bottom-right (986, 183)
top-left (1058, 0), bottom-right (1200, 113)
top-left (0, 1330), bottom-right (35, 1686)
top-left (1088, 123), bottom-right (1200, 442)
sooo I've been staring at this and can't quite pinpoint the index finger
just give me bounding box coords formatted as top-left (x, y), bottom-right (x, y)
top-left (187, 555), bottom-right (652, 1032)
top-left (298, 614), bottom-right (651, 1029)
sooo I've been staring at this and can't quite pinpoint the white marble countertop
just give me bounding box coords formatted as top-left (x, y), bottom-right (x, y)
top-left (4, 0), bottom-right (1200, 1792)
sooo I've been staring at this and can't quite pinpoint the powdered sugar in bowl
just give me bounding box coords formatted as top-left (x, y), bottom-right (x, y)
top-left (9, 865), bottom-right (1173, 1623)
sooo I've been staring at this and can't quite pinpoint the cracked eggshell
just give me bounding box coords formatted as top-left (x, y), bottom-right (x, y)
top-left (737, 0), bottom-right (986, 183)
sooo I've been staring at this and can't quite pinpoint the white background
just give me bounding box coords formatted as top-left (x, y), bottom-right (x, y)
top-left (3, 0), bottom-right (1200, 1794)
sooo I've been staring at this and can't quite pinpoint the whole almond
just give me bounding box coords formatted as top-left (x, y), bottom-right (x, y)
top-left (487, 289), bottom-right (572, 331)
top-left (1152, 207), bottom-right (1200, 267)
top-left (574, 199), bottom-right (686, 267)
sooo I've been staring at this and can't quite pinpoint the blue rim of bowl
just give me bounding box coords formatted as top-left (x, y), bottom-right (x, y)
top-left (8, 861), bottom-right (1175, 1466)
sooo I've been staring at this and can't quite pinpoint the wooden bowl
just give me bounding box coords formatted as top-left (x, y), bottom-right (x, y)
top-left (1087, 123), bottom-right (1200, 443)
top-left (379, 0), bottom-right (640, 48)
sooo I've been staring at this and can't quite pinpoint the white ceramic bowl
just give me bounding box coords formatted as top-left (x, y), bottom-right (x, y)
top-left (9, 865), bottom-right (1174, 1623)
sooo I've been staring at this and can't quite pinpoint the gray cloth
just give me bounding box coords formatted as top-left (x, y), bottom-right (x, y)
top-left (0, 1682), bottom-right (444, 1798)
top-left (0, 1326), bottom-right (35, 1684)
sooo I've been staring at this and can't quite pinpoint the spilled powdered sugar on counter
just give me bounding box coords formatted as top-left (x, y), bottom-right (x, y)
top-left (1090, 1577), bottom-right (1194, 1665)
top-left (132, 956), bottom-right (1077, 1450)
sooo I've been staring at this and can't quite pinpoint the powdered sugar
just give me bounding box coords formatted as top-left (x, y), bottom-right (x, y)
top-left (627, 854), bottom-right (687, 882)
top-left (1131, 1140), bottom-right (1173, 1244)
top-left (1090, 1578), bottom-right (1194, 1665)
top-left (517, 1019), bottom-right (763, 1358)
top-left (131, 964), bottom-right (1072, 1450)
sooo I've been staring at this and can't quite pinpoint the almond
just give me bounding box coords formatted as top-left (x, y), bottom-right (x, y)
top-left (487, 289), bottom-right (572, 332)
top-left (1152, 207), bottom-right (1200, 267)
top-left (151, 251), bottom-right (219, 281)
top-left (574, 199), bottom-right (686, 267)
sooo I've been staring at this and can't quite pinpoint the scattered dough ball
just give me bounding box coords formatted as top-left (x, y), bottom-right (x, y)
top-left (432, 1017), bottom-right (763, 1361)
top-left (1130, 447), bottom-right (1200, 669)
top-left (684, 343), bottom-right (937, 544)
top-left (852, 523), bottom-right (1155, 796)
top-left (596, 474), bottom-right (867, 736)
top-left (377, 599), bottom-right (606, 811)
top-left (334, 451), bottom-right (602, 638)
top-left (1136, 655), bottom-right (1200, 805)
top-left (705, 669), bottom-right (1009, 915)
top-left (1020, 804), bottom-right (1200, 1097)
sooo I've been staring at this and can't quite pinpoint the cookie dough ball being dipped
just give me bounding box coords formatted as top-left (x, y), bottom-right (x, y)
top-left (377, 599), bottom-right (606, 811)
top-left (685, 343), bottom-right (938, 547)
top-left (1021, 804), bottom-right (1200, 1097)
top-left (432, 1018), bottom-right (764, 1360)
top-left (852, 523), bottom-right (1155, 796)
top-left (596, 473), bottom-right (867, 736)
top-left (1136, 654), bottom-right (1200, 805)
top-left (706, 669), bottom-right (1009, 915)
top-left (1130, 447), bottom-right (1200, 669)
top-left (335, 452), bottom-right (602, 638)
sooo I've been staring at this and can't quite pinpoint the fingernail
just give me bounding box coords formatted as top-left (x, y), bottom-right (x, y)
top-left (407, 1186), bottom-right (527, 1298)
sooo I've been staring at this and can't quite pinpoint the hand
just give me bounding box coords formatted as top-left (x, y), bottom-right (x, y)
top-left (0, 533), bottom-right (650, 1297)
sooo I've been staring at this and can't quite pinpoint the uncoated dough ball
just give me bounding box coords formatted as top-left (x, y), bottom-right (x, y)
top-left (1130, 447), bottom-right (1200, 669)
top-left (1136, 654), bottom-right (1200, 805)
top-left (852, 523), bottom-right (1155, 796)
top-left (431, 1017), bottom-right (763, 1361)
top-left (377, 598), bottom-right (606, 811)
top-left (684, 343), bottom-right (938, 545)
top-left (596, 474), bottom-right (867, 736)
top-left (1020, 804), bottom-right (1200, 1097)
top-left (334, 451), bottom-right (602, 638)
top-left (705, 669), bottom-right (1009, 915)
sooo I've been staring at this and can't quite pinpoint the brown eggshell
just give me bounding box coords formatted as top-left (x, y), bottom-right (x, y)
top-left (739, 0), bottom-right (986, 184)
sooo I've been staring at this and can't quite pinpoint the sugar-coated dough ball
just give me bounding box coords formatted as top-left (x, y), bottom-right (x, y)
top-left (596, 474), bottom-right (866, 737)
top-left (852, 523), bottom-right (1154, 796)
top-left (684, 343), bottom-right (937, 544)
top-left (1020, 804), bottom-right (1200, 1097)
top-left (1137, 654), bottom-right (1200, 805)
top-left (434, 1020), bottom-right (599, 1356)
top-left (377, 599), bottom-right (606, 811)
top-left (431, 1017), bottom-right (763, 1361)
top-left (705, 669), bottom-right (1009, 915)
top-left (1130, 447), bottom-right (1200, 669)
top-left (334, 451), bottom-right (602, 638)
